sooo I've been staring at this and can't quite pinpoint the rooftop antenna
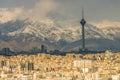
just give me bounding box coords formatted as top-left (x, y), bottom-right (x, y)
top-left (80, 8), bottom-right (86, 51)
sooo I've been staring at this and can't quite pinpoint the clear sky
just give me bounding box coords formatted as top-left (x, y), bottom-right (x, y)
top-left (0, 0), bottom-right (120, 22)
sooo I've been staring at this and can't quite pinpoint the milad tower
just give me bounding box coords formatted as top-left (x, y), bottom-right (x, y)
top-left (80, 8), bottom-right (86, 51)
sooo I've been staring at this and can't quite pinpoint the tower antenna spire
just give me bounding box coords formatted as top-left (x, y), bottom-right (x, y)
top-left (82, 7), bottom-right (84, 19)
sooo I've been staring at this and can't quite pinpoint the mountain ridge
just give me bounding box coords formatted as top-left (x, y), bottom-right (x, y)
top-left (0, 8), bottom-right (120, 51)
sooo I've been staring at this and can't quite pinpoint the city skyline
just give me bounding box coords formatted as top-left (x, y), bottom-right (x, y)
top-left (0, 1), bottom-right (120, 79)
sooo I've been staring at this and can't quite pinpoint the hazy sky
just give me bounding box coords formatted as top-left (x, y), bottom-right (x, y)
top-left (0, 0), bottom-right (120, 22)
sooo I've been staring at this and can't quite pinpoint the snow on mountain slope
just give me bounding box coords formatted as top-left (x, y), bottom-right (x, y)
top-left (7, 18), bottom-right (82, 42)
top-left (4, 18), bottom-right (120, 43)
top-left (90, 21), bottom-right (120, 40)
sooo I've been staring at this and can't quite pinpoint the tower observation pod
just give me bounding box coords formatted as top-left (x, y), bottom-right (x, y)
top-left (80, 8), bottom-right (86, 51)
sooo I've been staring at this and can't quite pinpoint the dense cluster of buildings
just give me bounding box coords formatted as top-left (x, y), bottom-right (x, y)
top-left (0, 51), bottom-right (120, 80)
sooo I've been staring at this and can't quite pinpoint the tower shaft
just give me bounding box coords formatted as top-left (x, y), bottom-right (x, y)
top-left (82, 24), bottom-right (85, 50)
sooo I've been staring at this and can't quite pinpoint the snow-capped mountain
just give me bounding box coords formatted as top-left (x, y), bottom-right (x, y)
top-left (0, 8), bottom-right (120, 51)
top-left (2, 18), bottom-right (119, 43)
